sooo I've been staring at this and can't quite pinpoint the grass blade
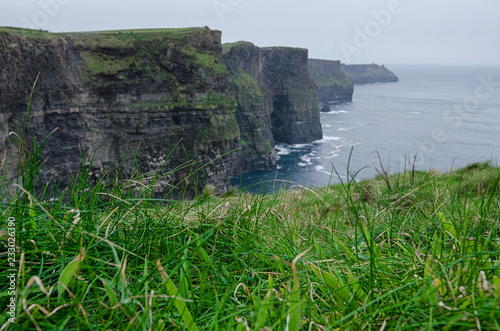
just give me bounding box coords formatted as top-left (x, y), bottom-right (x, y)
top-left (156, 259), bottom-right (198, 331)
top-left (287, 247), bottom-right (312, 331)
top-left (58, 248), bottom-right (86, 299)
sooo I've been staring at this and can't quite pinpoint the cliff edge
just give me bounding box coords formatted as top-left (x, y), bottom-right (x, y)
top-left (341, 64), bottom-right (399, 84)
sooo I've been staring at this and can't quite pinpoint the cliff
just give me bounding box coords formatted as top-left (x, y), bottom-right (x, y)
top-left (341, 64), bottom-right (399, 84)
top-left (0, 27), bottom-right (239, 196)
top-left (308, 59), bottom-right (353, 107)
top-left (224, 42), bottom-right (322, 171)
top-left (0, 27), bottom-right (325, 195)
top-left (223, 42), bottom-right (276, 173)
top-left (261, 47), bottom-right (322, 145)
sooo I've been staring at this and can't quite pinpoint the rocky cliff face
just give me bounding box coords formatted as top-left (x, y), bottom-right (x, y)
top-left (342, 64), bottom-right (399, 84)
top-left (261, 47), bottom-right (322, 145)
top-left (0, 27), bottom-right (239, 196)
top-left (223, 42), bottom-right (275, 173)
top-left (308, 59), bottom-right (354, 106)
top-left (224, 43), bottom-right (322, 173)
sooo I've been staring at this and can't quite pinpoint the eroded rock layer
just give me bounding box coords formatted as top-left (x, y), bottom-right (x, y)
top-left (308, 59), bottom-right (354, 106)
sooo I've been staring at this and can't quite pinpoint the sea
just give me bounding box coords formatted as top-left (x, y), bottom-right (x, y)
top-left (231, 65), bottom-right (500, 192)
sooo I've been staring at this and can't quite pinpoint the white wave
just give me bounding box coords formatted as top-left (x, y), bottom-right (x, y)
top-left (297, 154), bottom-right (315, 167)
top-left (410, 112), bottom-right (421, 115)
top-left (276, 148), bottom-right (291, 156)
top-left (300, 155), bottom-right (312, 163)
top-left (323, 110), bottom-right (349, 115)
top-left (291, 143), bottom-right (313, 149)
top-left (275, 143), bottom-right (295, 155)
top-left (338, 127), bottom-right (355, 131)
top-left (315, 165), bottom-right (334, 175)
top-left (316, 136), bottom-right (343, 143)
top-left (322, 124), bottom-right (333, 128)
top-left (324, 152), bottom-right (339, 159)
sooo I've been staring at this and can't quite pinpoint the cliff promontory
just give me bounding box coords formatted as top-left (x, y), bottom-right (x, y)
top-left (341, 64), bottom-right (399, 84)
top-left (224, 42), bottom-right (322, 173)
top-left (308, 59), bottom-right (353, 108)
top-left (0, 27), bottom-right (239, 196)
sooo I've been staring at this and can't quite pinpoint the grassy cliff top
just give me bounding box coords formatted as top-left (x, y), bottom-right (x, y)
top-left (0, 26), bottom-right (57, 39)
top-left (222, 41), bottom-right (256, 53)
top-left (0, 26), bottom-right (218, 40)
top-left (260, 46), bottom-right (308, 52)
top-left (309, 58), bottom-right (341, 64)
top-left (222, 42), bottom-right (308, 54)
top-left (59, 27), bottom-right (212, 36)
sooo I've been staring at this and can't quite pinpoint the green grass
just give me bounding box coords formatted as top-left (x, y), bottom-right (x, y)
top-left (313, 75), bottom-right (353, 89)
top-left (194, 53), bottom-right (226, 76)
top-left (227, 68), bottom-right (264, 97)
top-left (61, 27), bottom-right (204, 35)
top-left (222, 41), bottom-right (255, 54)
top-left (0, 26), bottom-right (205, 40)
top-left (79, 51), bottom-right (135, 75)
top-left (0, 27), bottom-right (58, 40)
top-left (1, 98), bottom-right (499, 329)
top-left (181, 48), bottom-right (227, 77)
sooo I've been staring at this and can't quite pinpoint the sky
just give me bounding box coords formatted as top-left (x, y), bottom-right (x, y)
top-left (1, 0), bottom-right (500, 66)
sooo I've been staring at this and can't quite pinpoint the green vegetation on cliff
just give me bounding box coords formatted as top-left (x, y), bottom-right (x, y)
top-left (222, 41), bottom-right (254, 54)
top-left (181, 47), bottom-right (227, 76)
top-left (0, 26), bottom-right (56, 39)
top-left (227, 67), bottom-right (263, 97)
top-left (314, 75), bottom-right (352, 89)
top-left (56, 28), bottom-right (227, 92)
top-left (1, 129), bottom-right (499, 329)
top-left (79, 51), bottom-right (135, 76)
top-left (79, 27), bottom-right (203, 35)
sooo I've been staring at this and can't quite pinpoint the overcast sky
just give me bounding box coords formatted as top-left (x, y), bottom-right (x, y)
top-left (2, 0), bottom-right (500, 66)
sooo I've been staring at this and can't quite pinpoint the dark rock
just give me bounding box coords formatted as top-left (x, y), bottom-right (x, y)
top-left (308, 59), bottom-right (354, 105)
top-left (223, 42), bottom-right (276, 173)
top-left (224, 42), bottom-right (322, 166)
top-left (341, 64), bottom-right (399, 84)
top-left (261, 47), bottom-right (322, 145)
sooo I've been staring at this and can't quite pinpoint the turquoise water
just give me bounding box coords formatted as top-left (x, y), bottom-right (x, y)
top-left (232, 65), bottom-right (500, 192)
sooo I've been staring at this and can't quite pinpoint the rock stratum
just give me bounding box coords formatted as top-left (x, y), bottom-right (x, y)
top-left (224, 42), bottom-right (323, 172)
top-left (0, 28), bottom-right (325, 196)
top-left (308, 59), bottom-right (354, 107)
top-left (341, 64), bottom-right (399, 84)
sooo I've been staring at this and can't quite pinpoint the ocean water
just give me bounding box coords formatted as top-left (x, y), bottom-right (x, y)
top-left (232, 65), bottom-right (500, 192)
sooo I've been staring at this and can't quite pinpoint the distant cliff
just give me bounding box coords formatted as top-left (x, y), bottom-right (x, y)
top-left (224, 42), bottom-right (322, 172)
top-left (342, 64), bottom-right (399, 84)
top-left (0, 27), bottom-right (239, 196)
top-left (308, 59), bottom-right (353, 107)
